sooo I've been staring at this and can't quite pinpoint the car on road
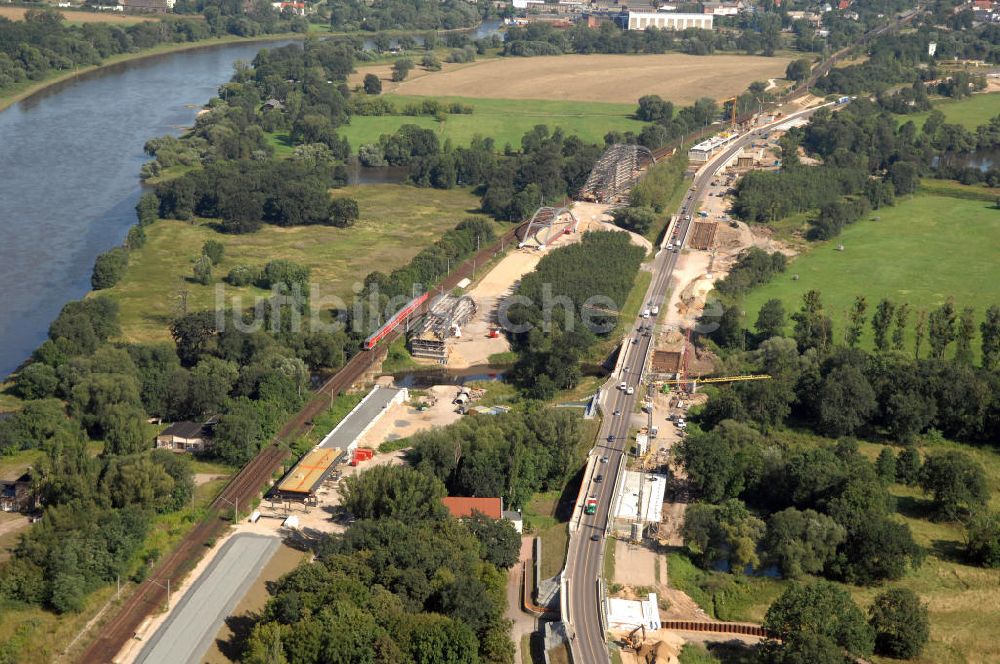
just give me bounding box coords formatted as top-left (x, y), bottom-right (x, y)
top-left (600, 456), bottom-right (609, 463)
top-left (626, 387), bottom-right (634, 395)
top-left (607, 434), bottom-right (615, 442)
top-left (632, 337), bottom-right (639, 344)
top-left (613, 409), bottom-right (621, 416)
top-left (595, 474), bottom-right (604, 483)
top-left (591, 534), bottom-right (601, 542)
top-left (619, 381), bottom-right (627, 390)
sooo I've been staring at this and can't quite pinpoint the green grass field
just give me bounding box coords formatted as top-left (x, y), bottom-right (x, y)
top-left (336, 96), bottom-right (646, 149)
top-left (897, 92), bottom-right (999, 130)
top-left (742, 193), bottom-right (1000, 357)
top-left (106, 184), bottom-right (488, 343)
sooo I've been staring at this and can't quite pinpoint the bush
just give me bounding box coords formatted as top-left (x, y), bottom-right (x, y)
top-left (330, 198), bottom-right (359, 228)
top-left (193, 254), bottom-right (213, 285)
top-left (91, 247), bottom-right (129, 290)
top-left (363, 73), bottom-right (382, 95)
top-left (391, 58), bottom-right (414, 82)
top-left (965, 511), bottom-right (1000, 568)
top-left (202, 240), bottom-right (225, 265)
top-left (226, 264), bottom-right (257, 287)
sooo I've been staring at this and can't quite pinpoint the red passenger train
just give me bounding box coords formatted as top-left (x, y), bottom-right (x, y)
top-left (362, 292), bottom-right (430, 350)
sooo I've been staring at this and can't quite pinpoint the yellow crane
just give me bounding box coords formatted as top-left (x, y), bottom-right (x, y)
top-left (726, 96), bottom-right (739, 128)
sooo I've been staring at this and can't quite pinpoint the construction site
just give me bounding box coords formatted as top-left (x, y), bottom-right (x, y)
top-left (578, 143), bottom-right (655, 204)
top-left (594, 114), bottom-right (809, 664)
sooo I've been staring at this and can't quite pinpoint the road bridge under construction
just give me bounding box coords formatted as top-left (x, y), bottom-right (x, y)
top-left (578, 144), bottom-right (655, 204)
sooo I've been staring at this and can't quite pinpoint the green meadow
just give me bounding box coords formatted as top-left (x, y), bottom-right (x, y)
top-left (742, 193), bottom-right (1000, 357)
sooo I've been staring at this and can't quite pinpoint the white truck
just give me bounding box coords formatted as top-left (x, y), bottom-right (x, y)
top-left (651, 305), bottom-right (659, 316)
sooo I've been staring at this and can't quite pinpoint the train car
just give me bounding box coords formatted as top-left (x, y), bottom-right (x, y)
top-left (363, 292), bottom-right (430, 350)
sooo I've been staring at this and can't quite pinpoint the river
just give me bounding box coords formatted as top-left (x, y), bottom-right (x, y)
top-left (0, 21), bottom-right (509, 380)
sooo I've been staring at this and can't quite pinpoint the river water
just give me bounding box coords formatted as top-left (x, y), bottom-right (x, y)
top-left (0, 41), bottom-right (301, 379)
top-left (0, 22), bottom-right (509, 380)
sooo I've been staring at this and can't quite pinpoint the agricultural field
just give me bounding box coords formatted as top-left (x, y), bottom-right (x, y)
top-left (337, 95), bottom-right (646, 149)
top-left (741, 193), bottom-right (1000, 356)
top-left (0, 6), bottom-right (158, 24)
top-left (105, 184), bottom-right (489, 344)
top-left (356, 53), bottom-right (792, 105)
top-left (897, 91), bottom-right (1000, 130)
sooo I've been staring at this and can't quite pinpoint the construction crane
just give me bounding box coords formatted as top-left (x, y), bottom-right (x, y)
top-left (726, 96), bottom-right (739, 129)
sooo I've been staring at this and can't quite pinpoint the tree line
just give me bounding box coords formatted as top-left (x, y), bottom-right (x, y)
top-left (0, 6), bottom-right (306, 96)
top-left (329, 0), bottom-right (482, 32)
top-left (732, 99), bottom-right (1000, 238)
top-left (816, 25), bottom-right (999, 96)
top-left (240, 465), bottom-right (518, 663)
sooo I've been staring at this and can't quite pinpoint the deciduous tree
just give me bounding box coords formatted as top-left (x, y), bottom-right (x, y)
top-left (868, 588), bottom-right (929, 659)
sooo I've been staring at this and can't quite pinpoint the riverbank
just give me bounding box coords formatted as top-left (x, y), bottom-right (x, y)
top-left (0, 32), bottom-right (306, 114)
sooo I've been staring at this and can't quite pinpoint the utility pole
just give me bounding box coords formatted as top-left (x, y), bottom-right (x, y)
top-left (220, 496), bottom-right (239, 524)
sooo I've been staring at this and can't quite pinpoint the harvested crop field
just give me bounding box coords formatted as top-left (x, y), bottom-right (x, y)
top-left (370, 53), bottom-right (792, 105)
top-left (0, 7), bottom-right (158, 23)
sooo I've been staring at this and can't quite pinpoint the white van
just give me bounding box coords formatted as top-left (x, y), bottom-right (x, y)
top-left (651, 306), bottom-right (659, 316)
top-left (641, 309), bottom-right (651, 319)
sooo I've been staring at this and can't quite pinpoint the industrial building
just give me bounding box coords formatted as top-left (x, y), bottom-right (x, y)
top-left (621, 11), bottom-right (713, 30)
top-left (688, 132), bottom-right (739, 162)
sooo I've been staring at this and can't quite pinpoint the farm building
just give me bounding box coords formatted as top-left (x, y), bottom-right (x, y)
top-left (155, 418), bottom-right (216, 453)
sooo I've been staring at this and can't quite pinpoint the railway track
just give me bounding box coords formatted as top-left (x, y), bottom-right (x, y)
top-left (76, 216), bottom-right (533, 664)
top-left (76, 15), bottom-right (930, 652)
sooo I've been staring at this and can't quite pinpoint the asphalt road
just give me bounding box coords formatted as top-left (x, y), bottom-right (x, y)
top-left (135, 533), bottom-right (279, 664)
top-left (565, 103), bottom-right (832, 664)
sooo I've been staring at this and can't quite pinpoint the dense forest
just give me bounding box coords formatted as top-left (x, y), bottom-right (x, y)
top-left (0, 4), bottom-right (307, 95)
top-left (690, 284), bottom-right (1000, 578)
top-left (240, 465), bottom-right (518, 663)
top-left (410, 405), bottom-right (588, 509)
top-left (507, 232), bottom-right (645, 399)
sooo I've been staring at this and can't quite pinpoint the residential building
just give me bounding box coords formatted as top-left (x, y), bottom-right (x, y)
top-left (442, 496), bottom-right (503, 520)
top-left (155, 419), bottom-right (216, 453)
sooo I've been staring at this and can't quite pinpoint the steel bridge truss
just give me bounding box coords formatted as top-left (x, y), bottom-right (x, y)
top-left (518, 205), bottom-right (580, 250)
top-left (578, 144), bottom-right (655, 204)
